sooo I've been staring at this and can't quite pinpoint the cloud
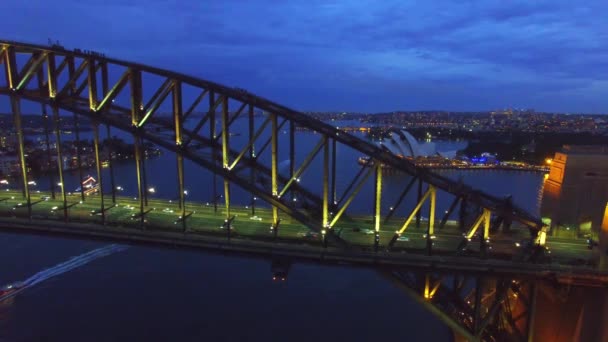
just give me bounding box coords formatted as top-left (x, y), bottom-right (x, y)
top-left (1, 0), bottom-right (607, 112)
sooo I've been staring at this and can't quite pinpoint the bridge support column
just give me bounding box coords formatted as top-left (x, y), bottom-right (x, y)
top-left (209, 91), bottom-right (218, 214)
top-left (426, 185), bottom-right (436, 255)
top-left (100, 61), bottom-right (116, 205)
top-left (40, 98), bottom-right (56, 199)
top-left (248, 104), bottom-right (256, 217)
top-left (10, 95), bottom-right (32, 218)
top-left (106, 124), bottom-right (116, 205)
top-left (73, 112), bottom-right (85, 202)
top-left (141, 141), bottom-right (149, 207)
top-left (374, 162), bottom-right (382, 251)
top-left (33, 57), bottom-right (55, 199)
top-left (322, 136), bottom-right (329, 233)
top-left (222, 97), bottom-right (231, 221)
top-left (331, 139), bottom-right (337, 210)
top-left (481, 209), bottom-right (490, 257)
top-left (130, 68), bottom-right (145, 227)
top-left (88, 59), bottom-right (105, 222)
top-left (42, 104), bottom-right (55, 199)
top-left (176, 152), bottom-right (186, 230)
top-left (389, 185), bottom-right (435, 249)
top-left (52, 106), bottom-right (68, 221)
top-left (464, 208), bottom-right (491, 258)
top-left (270, 112), bottom-right (279, 236)
top-left (173, 81), bottom-right (187, 232)
top-left (92, 122), bottom-right (105, 224)
top-left (134, 135), bottom-right (146, 227)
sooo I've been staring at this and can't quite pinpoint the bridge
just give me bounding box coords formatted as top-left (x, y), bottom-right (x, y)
top-left (1, 39), bottom-right (607, 341)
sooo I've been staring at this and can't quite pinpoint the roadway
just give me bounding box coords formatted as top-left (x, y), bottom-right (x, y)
top-left (0, 189), bottom-right (596, 271)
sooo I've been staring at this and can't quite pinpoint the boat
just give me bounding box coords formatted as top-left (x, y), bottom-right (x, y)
top-left (0, 281), bottom-right (25, 300)
top-left (75, 175), bottom-right (100, 195)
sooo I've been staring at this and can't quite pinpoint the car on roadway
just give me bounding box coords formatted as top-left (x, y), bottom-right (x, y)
top-left (297, 231), bottom-right (319, 239)
top-left (272, 272), bottom-right (287, 281)
top-left (397, 236), bottom-right (410, 242)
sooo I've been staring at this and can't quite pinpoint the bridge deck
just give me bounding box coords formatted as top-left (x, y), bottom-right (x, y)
top-left (0, 190), bottom-right (605, 285)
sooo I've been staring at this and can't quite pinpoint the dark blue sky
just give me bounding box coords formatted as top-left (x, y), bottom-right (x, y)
top-left (3, 1), bottom-right (607, 113)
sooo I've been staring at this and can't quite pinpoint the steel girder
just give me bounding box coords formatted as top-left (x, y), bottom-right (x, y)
top-left (0, 40), bottom-right (546, 252)
top-left (383, 269), bottom-right (538, 341)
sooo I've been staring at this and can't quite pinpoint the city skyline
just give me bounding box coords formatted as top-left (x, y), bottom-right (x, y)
top-left (2, 1), bottom-right (607, 113)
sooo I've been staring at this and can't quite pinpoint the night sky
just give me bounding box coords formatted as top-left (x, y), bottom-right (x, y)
top-left (2, 1), bottom-right (607, 113)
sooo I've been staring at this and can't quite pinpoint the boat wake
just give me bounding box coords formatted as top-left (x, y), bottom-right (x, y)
top-left (0, 244), bottom-right (128, 301)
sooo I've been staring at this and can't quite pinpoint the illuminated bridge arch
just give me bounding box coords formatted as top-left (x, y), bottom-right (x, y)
top-left (0, 39), bottom-right (545, 253)
top-left (4, 38), bottom-right (604, 342)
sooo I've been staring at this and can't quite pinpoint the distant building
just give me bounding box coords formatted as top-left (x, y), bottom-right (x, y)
top-left (0, 134), bottom-right (17, 150)
top-left (541, 145), bottom-right (608, 237)
top-left (378, 129), bottom-right (457, 158)
top-left (0, 155), bottom-right (19, 176)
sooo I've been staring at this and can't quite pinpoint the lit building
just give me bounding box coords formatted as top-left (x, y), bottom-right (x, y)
top-left (541, 145), bottom-right (608, 237)
top-left (0, 155), bottom-right (19, 176)
top-left (378, 129), bottom-right (457, 158)
top-left (0, 134), bottom-right (16, 150)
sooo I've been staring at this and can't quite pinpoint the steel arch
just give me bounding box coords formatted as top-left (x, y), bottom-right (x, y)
top-left (0, 39), bottom-right (545, 252)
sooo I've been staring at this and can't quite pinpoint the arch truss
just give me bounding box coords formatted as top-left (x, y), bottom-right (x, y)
top-left (0, 39), bottom-right (546, 257)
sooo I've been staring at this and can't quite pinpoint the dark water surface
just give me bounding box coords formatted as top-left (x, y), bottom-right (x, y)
top-left (0, 234), bottom-right (451, 341)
